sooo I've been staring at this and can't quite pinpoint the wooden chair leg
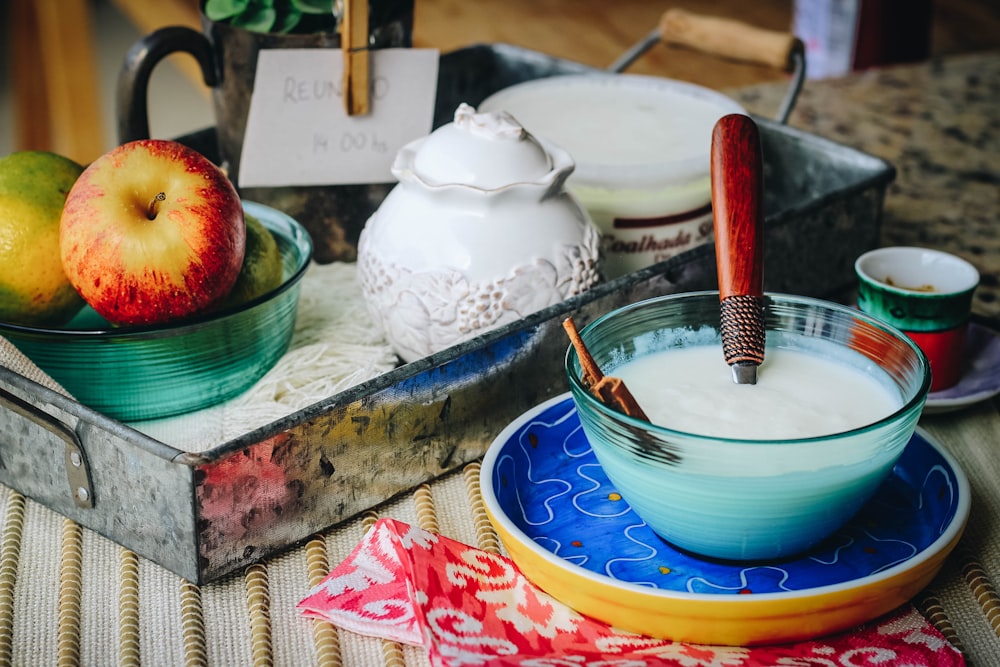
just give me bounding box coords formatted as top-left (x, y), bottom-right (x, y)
top-left (10, 0), bottom-right (52, 152)
top-left (11, 0), bottom-right (105, 165)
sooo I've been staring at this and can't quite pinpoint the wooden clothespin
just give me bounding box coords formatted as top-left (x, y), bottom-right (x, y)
top-left (342, 0), bottom-right (370, 116)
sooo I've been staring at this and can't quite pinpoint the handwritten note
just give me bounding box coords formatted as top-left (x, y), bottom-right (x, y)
top-left (238, 48), bottom-right (439, 187)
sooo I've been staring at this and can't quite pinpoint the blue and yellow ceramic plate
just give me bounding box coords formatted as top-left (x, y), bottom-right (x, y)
top-left (481, 393), bottom-right (970, 646)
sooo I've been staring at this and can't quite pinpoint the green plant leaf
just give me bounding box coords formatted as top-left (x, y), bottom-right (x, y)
top-left (204, 0), bottom-right (252, 21)
top-left (231, 5), bottom-right (278, 32)
top-left (272, 6), bottom-right (304, 33)
top-left (291, 0), bottom-right (334, 15)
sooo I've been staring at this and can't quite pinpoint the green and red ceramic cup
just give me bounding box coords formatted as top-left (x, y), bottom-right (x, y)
top-left (855, 247), bottom-right (979, 392)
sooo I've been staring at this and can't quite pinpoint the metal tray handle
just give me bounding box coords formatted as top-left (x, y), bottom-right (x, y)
top-left (0, 386), bottom-right (94, 509)
top-left (610, 8), bottom-right (805, 124)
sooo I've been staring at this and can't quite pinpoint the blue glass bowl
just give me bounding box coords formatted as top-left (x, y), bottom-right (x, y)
top-left (566, 291), bottom-right (931, 561)
top-left (0, 201), bottom-right (313, 421)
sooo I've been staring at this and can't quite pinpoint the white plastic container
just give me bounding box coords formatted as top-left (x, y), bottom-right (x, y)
top-left (480, 74), bottom-right (746, 278)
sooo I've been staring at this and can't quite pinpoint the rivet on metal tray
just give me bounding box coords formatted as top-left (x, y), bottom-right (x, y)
top-left (64, 443), bottom-right (95, 509)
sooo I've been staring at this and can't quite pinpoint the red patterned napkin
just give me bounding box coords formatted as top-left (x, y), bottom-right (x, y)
top-left (298, 518), bottom-right (965, 666)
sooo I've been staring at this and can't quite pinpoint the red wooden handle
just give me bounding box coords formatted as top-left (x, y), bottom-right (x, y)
top-left (712, 114), bottom-right (764, 301)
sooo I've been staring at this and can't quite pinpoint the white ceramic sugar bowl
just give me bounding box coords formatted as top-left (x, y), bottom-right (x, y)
top-left (358, 103), bottom-right (601, 362)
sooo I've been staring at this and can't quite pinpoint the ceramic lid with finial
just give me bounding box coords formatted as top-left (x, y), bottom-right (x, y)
top-left (392, 103), bottom-right (570, 190)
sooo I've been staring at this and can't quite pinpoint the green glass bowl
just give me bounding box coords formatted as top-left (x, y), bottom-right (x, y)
top-left (566, 292), bottom-right (930, 561)
top-left (1, 201), bottom-right (313, 422)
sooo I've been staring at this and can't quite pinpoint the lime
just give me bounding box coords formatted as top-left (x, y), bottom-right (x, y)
top-left (0, 151), bottom-right (85, 326)
top-left (219, 213), bottom-right (284, 309)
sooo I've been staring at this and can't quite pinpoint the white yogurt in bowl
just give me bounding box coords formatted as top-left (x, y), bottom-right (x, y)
top-left (615, 345), bottom-right (902, 441)
top-left (480, 74), bottom-right (746, 278)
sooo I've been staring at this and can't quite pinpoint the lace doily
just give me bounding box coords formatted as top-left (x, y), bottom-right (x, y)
top-left (132, 262), bottom-right (398, 454)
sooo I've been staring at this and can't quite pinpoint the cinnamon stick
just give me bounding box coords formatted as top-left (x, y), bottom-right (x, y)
top-left (563, 318), bottom-right (649, 421)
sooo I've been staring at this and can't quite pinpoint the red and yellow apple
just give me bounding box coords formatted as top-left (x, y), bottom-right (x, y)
top-left (60, 139), bottom-right (245, 326)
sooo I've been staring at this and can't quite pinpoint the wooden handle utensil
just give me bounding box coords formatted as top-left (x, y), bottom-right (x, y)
top-left (711, 114), bottom-right (766, 384)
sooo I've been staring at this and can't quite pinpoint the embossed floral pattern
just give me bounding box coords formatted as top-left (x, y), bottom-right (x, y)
top-left (357, 223), bottom-right (600, 362)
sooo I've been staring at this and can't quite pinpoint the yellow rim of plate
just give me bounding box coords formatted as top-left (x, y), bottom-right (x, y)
top-left (488, 507), bottom-right (966, 646)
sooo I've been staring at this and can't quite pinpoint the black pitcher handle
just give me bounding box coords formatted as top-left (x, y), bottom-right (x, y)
top-left (116, 26), bottom-right (219, 144)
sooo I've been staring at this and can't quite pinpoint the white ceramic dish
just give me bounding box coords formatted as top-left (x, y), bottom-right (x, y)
top-left (357, 104), bottom-right (600, 362)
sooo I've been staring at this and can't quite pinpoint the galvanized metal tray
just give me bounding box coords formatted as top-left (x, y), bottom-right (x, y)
top-left (0, 44), bottom-right (895, 583)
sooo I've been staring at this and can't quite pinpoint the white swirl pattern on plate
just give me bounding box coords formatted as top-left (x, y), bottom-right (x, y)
top-left (490, 397), bottom-right (962, 595)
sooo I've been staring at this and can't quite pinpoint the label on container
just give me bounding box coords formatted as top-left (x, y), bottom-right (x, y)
top-left (239, 48), bottom-right (439, 187)
top-left (602, 205), bottom-right (714, 278)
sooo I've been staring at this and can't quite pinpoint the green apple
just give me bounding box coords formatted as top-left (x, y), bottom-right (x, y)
top-left (60, 140), bottom-right (245, 326)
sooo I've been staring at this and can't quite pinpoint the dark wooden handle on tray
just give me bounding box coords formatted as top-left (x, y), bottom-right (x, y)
top-left (659, 8), bottom-right (804, 72)
top-left (712, 114), bottom-right (766, 378)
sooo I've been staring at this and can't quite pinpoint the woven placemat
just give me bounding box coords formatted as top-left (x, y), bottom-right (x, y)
top-left (916, 403), bottom-right (1000, 664)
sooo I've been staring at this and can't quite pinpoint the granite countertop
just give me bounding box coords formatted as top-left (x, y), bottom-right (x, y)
top-left (730, 51), bottom-right (1000, 322)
